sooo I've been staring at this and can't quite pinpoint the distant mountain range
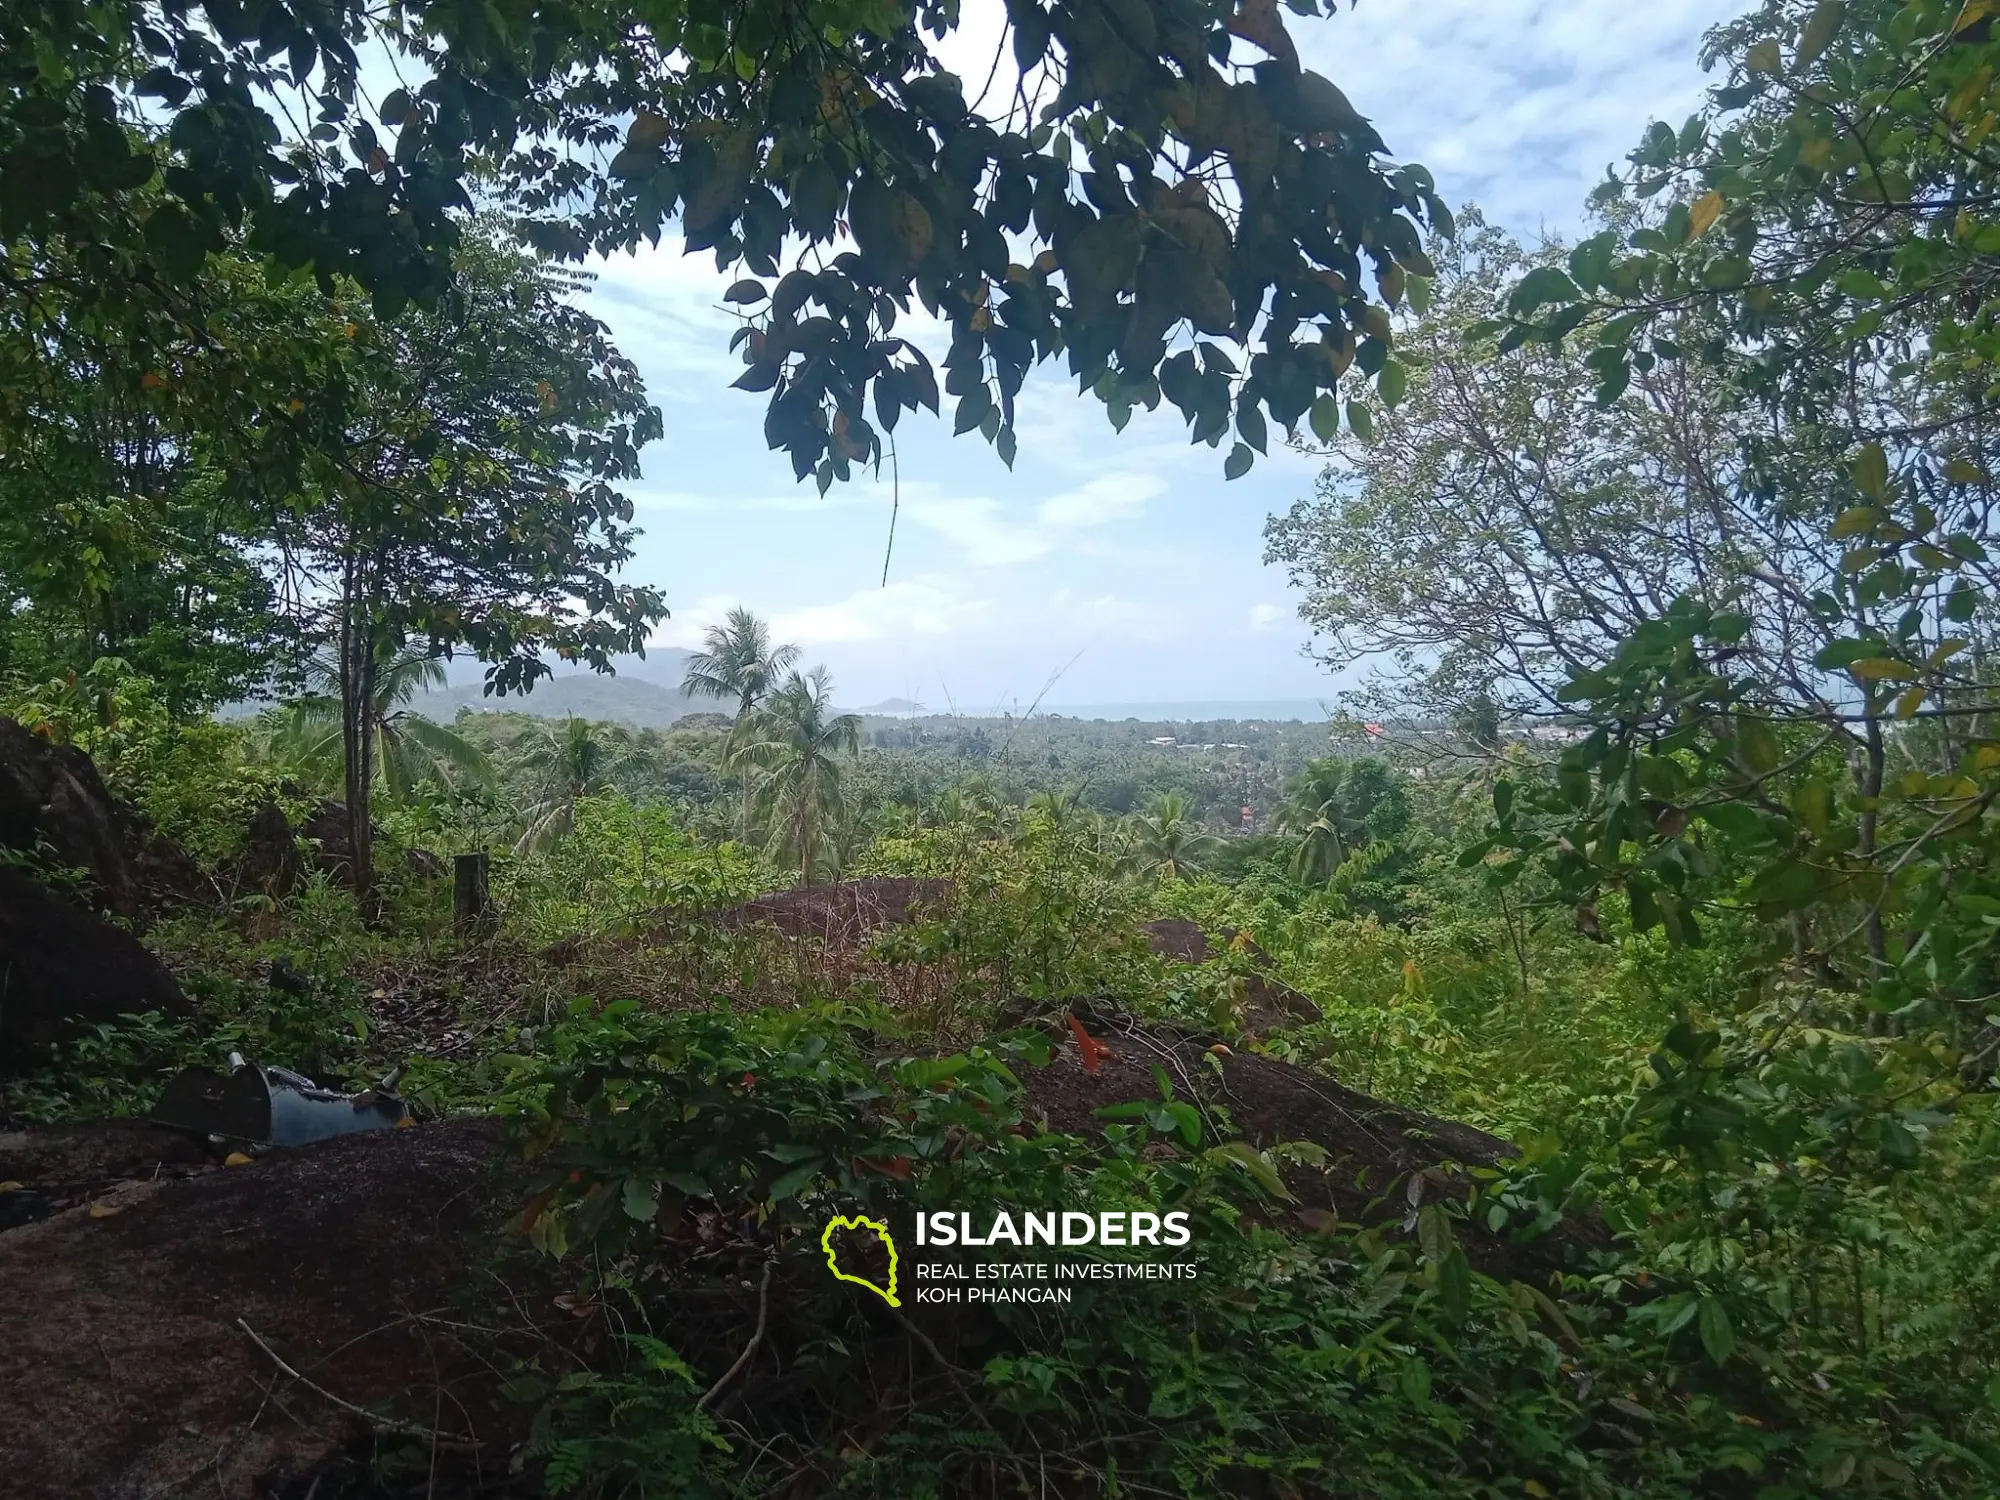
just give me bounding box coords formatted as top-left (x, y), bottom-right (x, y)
top-left (223, 652), bottom-right (1332, 729)
top-left (415, 648), bottom-right (714, 729)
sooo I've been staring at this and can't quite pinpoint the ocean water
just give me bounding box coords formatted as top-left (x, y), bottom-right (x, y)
top-left (1033, 699), bottom-right (1332, 724)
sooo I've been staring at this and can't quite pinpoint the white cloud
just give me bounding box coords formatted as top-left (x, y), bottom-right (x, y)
top-left (584, 0), bottom-right (1731, 703)
top-left (1047, 589), bottom-right (1174, 642)
top-left (648, 593), bottom-right (742, 650)
top-left (1035, 474), bottom-right (1166, 529)
top-left (1308, 0), bottom-right (1726, 234)
top-left (773, 578), bottom-right (996, 645)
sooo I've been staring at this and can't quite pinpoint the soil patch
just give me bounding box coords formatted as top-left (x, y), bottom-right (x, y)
top-left (706, 876), bottom-right (954, 943)
top-left (0, 1117), bottom-right (525, 1498)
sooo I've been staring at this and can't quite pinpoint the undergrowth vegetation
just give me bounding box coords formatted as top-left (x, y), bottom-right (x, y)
top-left (4, 687), bottom-right (1994, 1497)
top-left (7, 0), bottom-right (2000, 1492)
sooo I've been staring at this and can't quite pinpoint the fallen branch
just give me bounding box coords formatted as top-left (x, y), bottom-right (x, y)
top-left (696, 1257), bottom-right (775, 1413)
top-left (235, 1318), bottom-right (482, 1451)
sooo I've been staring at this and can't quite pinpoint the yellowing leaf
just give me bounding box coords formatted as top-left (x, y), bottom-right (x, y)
top-left (1854, 441), bottom-right (1890, 500)
top-left (1689, 191), bottom-right (1724, 237)
top-left (0, 1180), bottom-right (23, 1193)
top-left (1830, 505), bottom-right (1878, 538)
top-left (1929, 638), bottom-right (1969, 668)
top-left (89, 1201), bottom-right (125, 1219)
top-left (626, 110), bottom-right (670, 150)
top-left (1949, 65), bottom-right (1994, 122)
top-left (1946, 458), bottom-right (1989, 485)
top-left (1747, 39), bottom-right (1783, 73)
top-left (1851, 657), bottom-right (1918, 682)
top-left (1792, 780), bottom-right (1833, 840)
top-left (1795, 0), bottom-right (1844, 70)
top-left (1525, 1483), bottom-right (1552, 1499)
top-left (1957, 0), bottom-right (2000, 34)
top-left (224, 1151), bottom-right (256, 1166)
top-left (1896, 685), bottom-right (1927, 720)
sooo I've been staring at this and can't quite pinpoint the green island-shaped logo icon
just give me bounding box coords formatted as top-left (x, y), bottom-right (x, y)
top-left (820, 1214), bottom-right (901, 1307)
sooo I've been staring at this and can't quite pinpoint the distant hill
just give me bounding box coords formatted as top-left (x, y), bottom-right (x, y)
top-left (416, 652), bottom-right (709, 729)
top-left (859, 697), bottom-right (926, 715)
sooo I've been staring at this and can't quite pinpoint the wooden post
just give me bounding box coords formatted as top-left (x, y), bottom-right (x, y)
top-left (453, 852), bottom-right (490, 936)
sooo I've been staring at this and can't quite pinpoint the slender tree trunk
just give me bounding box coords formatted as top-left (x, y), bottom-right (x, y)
top-left (799, 785), bottom-right (815, 889)
top-left (734, 694), bottom-right (754, 841)
top-left (348, 630), bottom-right (378, 907)
top-left (1857, 708), bottom-right (1888, 1033)
top-left (337, 565), bottom-right (365, 895)
top-left (335, 535), bottom-right (380, 910)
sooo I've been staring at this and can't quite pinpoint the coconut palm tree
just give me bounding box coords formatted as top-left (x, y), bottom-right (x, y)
top-left (511, 716), bottom-right (643, 854)
top-left (726, 666), bottom-right (860, 885)
top-left (259, 648), bottom-right (493, 803)
top-left (1120, 793), bottom-right (1222, 882)
top-left (1273, 756), bottom-right (1412, 886)
top-left (681, 607), bottom-right (802, 837)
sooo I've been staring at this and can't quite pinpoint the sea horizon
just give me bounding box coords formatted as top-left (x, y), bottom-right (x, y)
top-left (858, 698), bottom-right (1336, 724)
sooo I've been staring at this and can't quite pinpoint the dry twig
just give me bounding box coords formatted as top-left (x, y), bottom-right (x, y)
top-left (235, 1318), bottom-right (482, 1451)
top-left (697, 1257), bottom-right (776, 1413)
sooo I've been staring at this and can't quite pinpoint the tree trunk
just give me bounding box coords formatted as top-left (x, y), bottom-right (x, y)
top-left (340, 608), bottom-right (378, 908)
top-left (1857, 708), bottom-right (1888, 1033)
top-left (734, 695), bottom-right (754, 842)
top-left (453, 852), bottom-right (491, 936)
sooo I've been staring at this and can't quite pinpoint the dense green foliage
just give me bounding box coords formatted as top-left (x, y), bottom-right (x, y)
top-left (2, 0), bottom-right (1439, 484)
top-left (7, 0), bottom-right (2000, 1495)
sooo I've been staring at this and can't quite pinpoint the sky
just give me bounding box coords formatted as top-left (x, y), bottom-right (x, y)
top-left (585, 0), bottom-right (1736, 714)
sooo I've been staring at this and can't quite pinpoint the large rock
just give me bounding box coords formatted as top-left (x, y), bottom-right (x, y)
top-left (0, 714), bottom-right (137, 916)
top-left (0, 863), bottom-right (189, 1052)
top-left (0, 1119), bottom-right (520, 1498)
top-left (232, 796), bottom-right (437, 896)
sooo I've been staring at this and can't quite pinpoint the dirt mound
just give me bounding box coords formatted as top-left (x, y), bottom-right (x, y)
top-left (709, 876), bottom-right (954, 943)
top-left (0, 863), bottom-right (190, 1052)
top-left (1140, 916), bottom-right (1211, 963)
top-left (0, 1118), bottom-right (521, 1498)
top-left (1141, 918), bottom-right (1324, 1032)
top-left (1019, 1008), bottom-right (1577, 1277)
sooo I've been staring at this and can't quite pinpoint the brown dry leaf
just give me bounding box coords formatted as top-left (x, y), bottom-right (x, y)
top-left (224, 1151), bottom-right (255, 1167)
top-left (89, 1202), bottom-right (125, 1219)
top-left (0, 1180), bottom-right (24, 1193)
